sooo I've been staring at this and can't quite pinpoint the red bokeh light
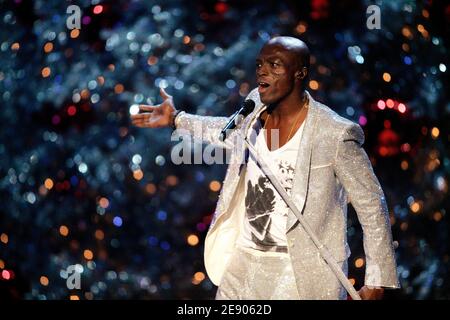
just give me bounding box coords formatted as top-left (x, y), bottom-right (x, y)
top-left (214, 2), bottom-right (228, 14)
top-left (401, 143), bottom-right (411, 153)
top-left (68, 105), bottom-right (77, 116)
top-left (93, 5), bottom-right (103, 15)
top-left (386, 99), bottom-right (395, 108)
top-left (1, 270), bottom-right (11, 280)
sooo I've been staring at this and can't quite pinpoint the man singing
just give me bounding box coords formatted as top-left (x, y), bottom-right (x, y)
top-left (131, 36), bottom-right (399, 300)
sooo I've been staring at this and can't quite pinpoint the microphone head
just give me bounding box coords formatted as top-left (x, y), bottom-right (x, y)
top-left (241, 99), bottom-right (256, 116)
top-left (219, 99), bottom-right (256, 142)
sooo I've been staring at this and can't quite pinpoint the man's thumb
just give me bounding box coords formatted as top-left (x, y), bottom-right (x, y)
top-left (160, 87), bottom-right (171, 100)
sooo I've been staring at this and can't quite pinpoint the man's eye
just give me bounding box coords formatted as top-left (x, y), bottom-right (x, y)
top-left (271, 62), bottom-right (280, 67)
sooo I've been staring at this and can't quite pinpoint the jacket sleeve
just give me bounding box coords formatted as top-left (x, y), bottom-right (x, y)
top-left (174, 112), bottom-right (235, 149)
top-left (333, 122), bottom-right (400, 288)
top-left (173, 88), bottom-right (260, 150)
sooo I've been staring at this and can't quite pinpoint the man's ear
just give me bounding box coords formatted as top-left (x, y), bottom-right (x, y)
top-left (295, 67), bottom-right (308, 80)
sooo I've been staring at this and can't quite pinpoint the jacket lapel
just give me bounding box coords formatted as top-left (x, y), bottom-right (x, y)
top-left (286, 91), bottom-right (319, 232)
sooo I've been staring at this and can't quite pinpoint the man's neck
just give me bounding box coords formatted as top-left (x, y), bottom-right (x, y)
top-left (267, 90), bottom-right (307, 124)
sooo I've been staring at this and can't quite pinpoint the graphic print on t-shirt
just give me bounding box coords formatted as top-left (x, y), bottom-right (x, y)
top-left (244, 159), bottom-right (296, 252)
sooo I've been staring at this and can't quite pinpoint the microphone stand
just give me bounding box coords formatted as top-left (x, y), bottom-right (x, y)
top-left (238, 130), bottom-right (362, 300)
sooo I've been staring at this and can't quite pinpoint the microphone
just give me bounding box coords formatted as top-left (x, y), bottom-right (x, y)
top-left (219, 99), bottom-right (256, 141)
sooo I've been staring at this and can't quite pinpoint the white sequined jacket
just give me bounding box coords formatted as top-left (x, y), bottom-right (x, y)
top-left (175, 89), bottom-right (399, 299)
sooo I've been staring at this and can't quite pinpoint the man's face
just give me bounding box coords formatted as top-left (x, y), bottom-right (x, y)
top-left (256, 44), bottom-right (298, 105)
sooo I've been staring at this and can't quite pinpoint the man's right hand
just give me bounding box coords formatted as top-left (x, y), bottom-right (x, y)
top-left (131, 87), bottom-right (177, 128)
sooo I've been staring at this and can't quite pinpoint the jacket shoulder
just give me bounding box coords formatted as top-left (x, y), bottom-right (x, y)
top-left (313, 100), bottom-right (361, 134)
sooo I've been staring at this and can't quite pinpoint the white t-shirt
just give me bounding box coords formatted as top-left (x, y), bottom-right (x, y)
top-left (236, 108), bottom-right (305, 253)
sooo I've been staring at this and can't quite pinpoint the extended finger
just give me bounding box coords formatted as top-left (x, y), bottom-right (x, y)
top-left (131, 113), bottom-right (151, 120)
top-left (130, 116), bottom-right (149, 124)
top-left (159, 87), bottom-right (172, 100)
top-left (131, 119), bottom-right (145, 126)
top-left (131, 120), bottom-right (146, 127)
top-left (134, 119), bottom-right (160, 128)
top-left (139, 105), bottom-right (157, 112)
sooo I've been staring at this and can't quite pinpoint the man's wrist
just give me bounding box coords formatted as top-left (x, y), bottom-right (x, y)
top-left (171, 109), bottom-right (184, 129)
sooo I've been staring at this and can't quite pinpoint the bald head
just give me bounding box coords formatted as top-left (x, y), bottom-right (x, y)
top-left (265, 36), bottom-right (310, 70)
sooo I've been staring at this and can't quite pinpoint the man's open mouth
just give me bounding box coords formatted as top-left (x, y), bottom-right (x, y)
top-left (258, 81), bottom-right (270, 93)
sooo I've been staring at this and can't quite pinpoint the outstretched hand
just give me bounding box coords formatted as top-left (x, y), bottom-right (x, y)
top-left (131, 87), bottom-right (177, 128)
